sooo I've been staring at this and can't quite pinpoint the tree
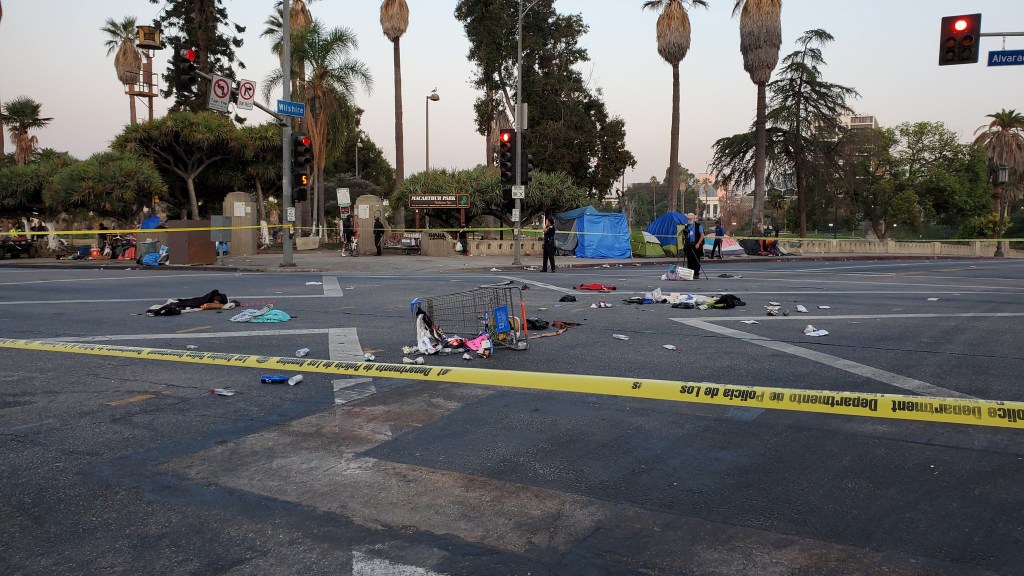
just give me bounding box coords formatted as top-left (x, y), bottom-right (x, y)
top-left (264, 19), bottom-right (372, 235)
top-left (767, 29), bottom-right (858, 237)
top-left (150, 0), bottom-right (246, 109)
top-left (101, 16), bottom-right (143, 124)
top-left (1, 96), bottom-right (53, 166)
top-left (380, 0), bottom-right (409, 228)
top-left (834, 128), bottom-right (920, 239)
top-left (642, 0), bottom-right (708, 212)
top-left (235, 123), bottom-right (283, 225)
top-left (455, 0), bottom-right (635, 198)
top-left (113, 111), bottom-right (237, 219)
top-left (973, 109), bottom-right (1024, 255)
top-left (732, 0), bottom-right (781, 235)
top-left (47, 152), bottom-right (166, 223)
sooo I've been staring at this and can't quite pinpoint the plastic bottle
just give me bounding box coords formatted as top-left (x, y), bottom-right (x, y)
top-left (261, 375), bottom-right (289, 384)
top-left (295, 348), bottom-right (310, 357)
top-left (210, 387), bottom-right (236, 396)
top-left (287, 375), bottom-right (303, 386)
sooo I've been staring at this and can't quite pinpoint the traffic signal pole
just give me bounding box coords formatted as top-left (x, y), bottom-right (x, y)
top-left (280, 0), bottom-right (294, 267)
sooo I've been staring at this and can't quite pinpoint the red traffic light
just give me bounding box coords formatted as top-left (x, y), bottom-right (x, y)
top-left (953, 19), bottom-right (968, 32)
top-left (179, 48), bottom-right (196, 62)
top-left (499, 131), bottom-right (512, 143)
top-left (299, 135), bottom-right (311, 147)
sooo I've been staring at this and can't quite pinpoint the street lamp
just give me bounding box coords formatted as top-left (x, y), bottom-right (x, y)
top-left (995, 163), bottom-right (1009, 257)
top-left (425, 89), bottom-right (439, 171)
top-left (355, 140), bottom-right (363, 179)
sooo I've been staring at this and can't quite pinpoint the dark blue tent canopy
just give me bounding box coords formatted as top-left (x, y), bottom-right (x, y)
top-left (645, 212), bottom-right (689, 246)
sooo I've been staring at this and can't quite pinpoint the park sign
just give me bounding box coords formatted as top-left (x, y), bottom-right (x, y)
top-left (988, 50), bottom-right (1024, 66)
top-left (410, 194), bottom-right (470, 209)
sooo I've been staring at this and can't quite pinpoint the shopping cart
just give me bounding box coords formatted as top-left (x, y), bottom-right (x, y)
top-left (410, 286), bottom-right (528, 351)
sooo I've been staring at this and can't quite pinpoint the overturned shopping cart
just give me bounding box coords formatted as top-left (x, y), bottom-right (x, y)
top-left (410, 286), bottom-right (529, 351)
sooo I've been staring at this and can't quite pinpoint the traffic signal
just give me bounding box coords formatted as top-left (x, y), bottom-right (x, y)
top-left (292, 132), bottom-right (313, 203)
top-left (498, 129), bottom-right (516, 185)
top-left (517, 131), bottom-right (533, 185)
top-left (173, 47), bottom-right (198, 94)
top-left (939, 14), bottom-right (982, 66)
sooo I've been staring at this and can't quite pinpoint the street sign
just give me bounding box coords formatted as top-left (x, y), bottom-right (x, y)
top-left (208, 74), bottom-right (231, 113)
top-left (988, 50), bottom-right (1024, 66)
top-left (511, 185), bottom-right (525, 199)
top-left (409, 194), bottom-right (470, 208)
top-left (286, 207), bottom-right (296, 223)
top-left (512, 208), bottom-right (520, 222)
top-left (336, 188), bottom-right (351, 207)
top-left (276, 99), bottom-right (306, 118)
top-left (236, 79), bottom-right (256, 110)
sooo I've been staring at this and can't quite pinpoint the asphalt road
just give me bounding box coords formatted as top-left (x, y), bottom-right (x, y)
top-left (1, 259), bottom-right (1023, 575)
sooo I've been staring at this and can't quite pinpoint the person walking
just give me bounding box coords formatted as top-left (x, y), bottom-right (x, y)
top-left (373, 213), bottom-right (385, 256)
top-left (710, 220), bottom-right (725, 259)
top-left (542, 217), bottom-right (556, 272)
top-left (683, 213), bottom-right (704, 279)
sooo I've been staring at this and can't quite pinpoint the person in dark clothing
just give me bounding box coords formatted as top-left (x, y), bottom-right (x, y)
top-left (710, 220), bottom-right (725, 259)
top-left (542, 217), bottom-right (556, 272)
top-left (373, 213), bottom-right (385, 256)
top-left (342, 214), bottom-right (355, 255)
top-left (683, 213), bottom-right (704, 279)
top-left (97, 222), bottom-right (109, 253)
top-left (458, 227), bottom-right (469, 256)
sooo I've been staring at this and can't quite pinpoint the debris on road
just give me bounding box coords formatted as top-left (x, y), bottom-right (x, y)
top-left (804, 325), bottom-right (829, 337)
top-left (796, 305), bottom-right (809, 313)
top-left (612, 334), bottom-right (630, 340)
top-left (210, 388), bottom-right (235, 396)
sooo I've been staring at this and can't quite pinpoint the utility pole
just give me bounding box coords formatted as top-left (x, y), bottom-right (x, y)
top-left (513, 0), bottom-right (539, 266)
top-left (280, 0), bottom-right (295, 267)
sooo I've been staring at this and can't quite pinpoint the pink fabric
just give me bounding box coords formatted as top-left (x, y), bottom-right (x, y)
top-left (465, 334), bottom-right (489, 351)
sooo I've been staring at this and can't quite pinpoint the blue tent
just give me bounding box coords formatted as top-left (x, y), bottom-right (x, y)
top-left (553, 206), bottom-right (631, 259)
top-left (645, 212), bottom-right (689, 246)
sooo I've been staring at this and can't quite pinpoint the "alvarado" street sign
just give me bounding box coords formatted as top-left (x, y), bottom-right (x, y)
top-left (988, 50), bottom-right (1024, 67)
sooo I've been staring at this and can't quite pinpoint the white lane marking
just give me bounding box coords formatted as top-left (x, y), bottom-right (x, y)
top-left (699, 312), bottom-right (1024, 323)
top-left (323, 276), bottom-right (344, 297)
top-left (674, 318), bottom-right (970, 399)
top-left (352, 551), bottom-right (447, 576)
top-left (329, 327), bottom-right (364, 361)
top-left (334, 378), bottom-right (377, 405)
top-left (44, 329), bottom-right (332, 342)
top-left (0, 294), bottom-right (333, 306)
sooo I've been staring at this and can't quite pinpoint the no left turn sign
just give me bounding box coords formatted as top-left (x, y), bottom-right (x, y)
top-left (207, 74), bottom-right (231, 113)
top-left (237, 79), bottom-right (256, 111)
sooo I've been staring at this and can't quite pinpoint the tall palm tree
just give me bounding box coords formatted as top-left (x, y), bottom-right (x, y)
top-left (974, 108), bottom-right (1024, 256)
top-left (1, 96), bottom-right (52, 165)
top-left (101, 16), bottom-right (143, 124)
top-left (264, 20), bottom-right (372, 235)
top-left (380, 0), bottom-right (409, 227)
top-left (642, 0), bottom-right (708, 213)
top-left (733, 0), bottom-right (781, 235)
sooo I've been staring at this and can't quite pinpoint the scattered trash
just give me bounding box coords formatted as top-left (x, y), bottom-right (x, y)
top-left (402, 345), bottom-right (417, 354)
top-left (796, 305), bottom-right (808, 313)
top-left (927, 298), bottom-right (940, 301)
top-left (403, 356), bottom-right (425, 365)
top-left (612, 334), bottom-right (630, 340)
top-left (717, 273), bottom-right (742, 278)
top-left (768, 302), bottom-right (781, 306)
top-left (305, 281), bottom-right (323, 285)
top-left (186, 345), bottom-right (198, 350)
top-left (590, 301), bottom-right (613, 308)
top-left (741, 320), bottom-right (760, 324)
top-left (287, 375), bottom-right (303, 386)
top-left (462, 353), bottom-right (472, 361)
top-left (558, 295), bottom-right (577, 302)
top-left (295, 348), bottom-right (310, 357)
top-left (601, 264), bottom-right (611, 268)
top-left (527, 318), bottom-right (550, 330)
top-left (767, 308), bottom-right (780, 316)
top-left (662, 344), bottom-right (677, 350)
top-left (261, 375), bottom-right (289, 384)
top-left (804, 325), bottom-right (829, 337)
top-left (576, 283), bottom-right (617, 291)
top-left (490, 268), bottom-right (502, 271)
top-left (818, 305), bottom-right (831, 309)
top-left (537, 307), bottom-right (548, 311)
top-left (210, 387), bottom-right (236, 396)
top-left (363, 353), bottom-right (375, 361)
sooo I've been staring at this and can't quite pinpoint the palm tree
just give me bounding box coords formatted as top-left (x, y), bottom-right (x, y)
top-left (264, 20), bottom-right (372, 235)
top-left (380, 0), bottom-right (409, 228)
top-left (101, 16), bottom-right (143, 124)
top-left (642, 0), bottom-right (708, 213)
top-left (733, 0), bottom-right (781, 235)
top-left (1, 96), bottom-right (52, 165)
top-left (974, 108), bottom-right (1024, 256)
top-left (262, 1), bottom-right (314, 93)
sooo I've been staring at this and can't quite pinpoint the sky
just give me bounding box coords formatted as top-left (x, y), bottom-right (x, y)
top-left (2, 0), bottom-right (1023, 191)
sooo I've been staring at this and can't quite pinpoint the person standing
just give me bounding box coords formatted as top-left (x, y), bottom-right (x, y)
top-left (373, 213), bottom-right (385, 256)
top-left (542, 217), bottom-right (556, 272)
top-left (683, 213), bottom-right (704, 279)
top-left (710, 220), bottom-right (725, 259)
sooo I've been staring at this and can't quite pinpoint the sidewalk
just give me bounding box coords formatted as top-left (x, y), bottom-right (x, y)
top-left (0, 247), bottom-right (968, 274)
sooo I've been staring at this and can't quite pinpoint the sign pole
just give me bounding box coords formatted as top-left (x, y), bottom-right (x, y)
top-left (280, 0), bottom-right (294, 267)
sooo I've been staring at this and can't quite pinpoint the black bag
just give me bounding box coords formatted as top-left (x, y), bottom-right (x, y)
top-left (558, 295), bottom-right (577, 302)
top-left (527, 318), bottom-right (550, 330)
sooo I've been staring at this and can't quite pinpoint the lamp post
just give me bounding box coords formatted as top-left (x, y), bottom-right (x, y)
top-left (355, 140), bottom-right (363, 178)
top-left (995, 163), bottom-right (1009, 257)
top-left (425, 89), bottom-right (439, 171)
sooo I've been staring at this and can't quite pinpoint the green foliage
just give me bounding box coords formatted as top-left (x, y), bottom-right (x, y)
top-left (47, 151), bottom-right (166, 222)
top-left (151, 0), bottom-right (247, 109)
top-left (0, 152), bottom-right (76, 214)
top-left (957, 212), bottom-right (1010, 239)
top-left (392, 166), bottom-right (588, 229)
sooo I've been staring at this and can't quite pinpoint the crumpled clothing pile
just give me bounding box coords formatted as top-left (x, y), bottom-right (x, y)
top-left (230, 306), bottom-right (291, 323)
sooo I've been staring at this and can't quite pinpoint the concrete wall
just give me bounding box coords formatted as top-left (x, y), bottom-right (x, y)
top-left (789, 239), bottom-right (1023, 258)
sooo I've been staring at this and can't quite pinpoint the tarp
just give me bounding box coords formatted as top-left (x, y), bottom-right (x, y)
top-left (703, 236), bottom-right (745, 256)
top-left (645, 212), bottom-right (689, 247)
top-left (554, 206), bottom-right (631, 259)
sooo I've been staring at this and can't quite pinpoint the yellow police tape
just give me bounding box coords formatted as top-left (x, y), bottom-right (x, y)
top-left (2, 337), bottom-right (1023, 429)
